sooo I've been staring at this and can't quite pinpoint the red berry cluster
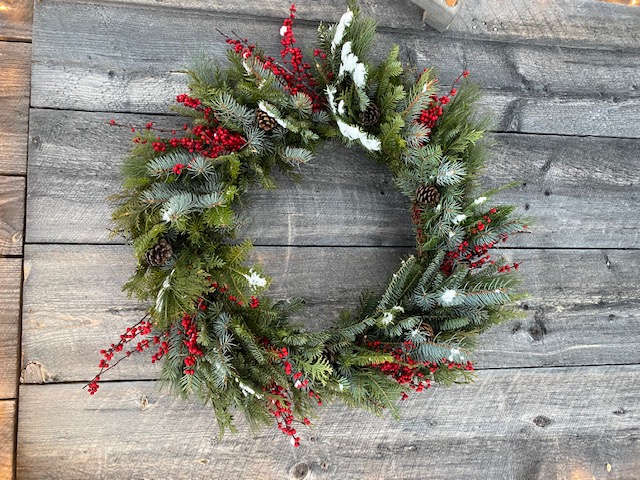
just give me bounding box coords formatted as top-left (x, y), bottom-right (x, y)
top-left (441, 239), bottom-right (497, 275)
top-left (440, 357), bottom-right (474, 372)
top-left (440, 208), bottom-right (512, 275)
top-left (223, 5), bottom-right (321, 109)
top-left (98, 320), bottom-right (153, 369)
top-left (211, 281), bottom-right (258, 308)
top-left (161, 123), bottom-right (246, 159)
top-left (418, 93), bottom-right (453, 129)
top-left (87, 378), bottom-right (100, 395)
top-left (176, 93), bottom-right (202, 109)
top-left (418, 70), bottom-right (469, 131)
top-left (150, 337), bottom-right (170, 364)
top-left (470, 208), bottom-right (497, 234)
top-left (225, 37), bottom-right (256, 59)
top-left (498, 262), bottom-right (520, 273)
top-left (152, 141), bottom-right (166, 152)
top-left (277, 5), bottom-right (320, 106)
top-left (87, 318), bottom-right (162, 395)
top-left (180, 314), bottom-right (204, 375)
top-left (367, 340), bottom-right (474, 401)
top-left (264, 346), bottom-right (320, 446)
top-left (249, 296), bottom-right (260, 309)
top-left (264, 383), bottom-right (311, 448)
top-left (367, 340), bottom-right (431, 396)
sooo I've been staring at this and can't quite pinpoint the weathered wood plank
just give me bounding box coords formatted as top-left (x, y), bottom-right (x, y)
top-left (452, 0), bottom-right (640, 50)
top-left (0, 41), bottom-right (30, 176)
top-left (26, 110), bottom-right (640, 248)
top-left (0, 258), bottom-right (21, 400)
top-left (0, 0), bottom-right (32, 41)
top-left (0, 400), bottom-right (15, 480)
top-left (31, 1), bottom-right (640, 137)
top-left (20, 244), bottom-right (640, 383)
top-left (93, 0), bottom-right (640, 50)
top-left (0, 176), bottom-right (25, 255)
top-left (17, 367), bottom-right (640, 479)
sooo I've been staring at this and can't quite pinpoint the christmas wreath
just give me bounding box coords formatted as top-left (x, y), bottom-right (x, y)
top-left (88, 2), bottom-right (528, 447)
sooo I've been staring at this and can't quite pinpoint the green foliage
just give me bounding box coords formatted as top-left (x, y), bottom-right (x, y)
top-left (106, 2), bottom-right (528, 443)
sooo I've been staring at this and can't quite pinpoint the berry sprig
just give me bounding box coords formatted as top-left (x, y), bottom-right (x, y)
top-left (438, 207), bottom-right (526, 275)
top-left (108, 119), bottom-right (177, 134)
top-left (418, 70), bottom-right (469, 130)
top-left (277, 5), bottom-right (321, 107)
top-left (85, 315), bottom-right (166, 395)
top-left (367, 340), bottom-right (474, 401)
top-left (157, 124), bottom-right (246, 157)
top-left (221, 4), bottom-right (321, 109)
top-left (179, 314), bottom-right (204, 375)
top-left (264, 345), bottom-right (320, 447)
top-left (264, 383), bottom-right (312, 448)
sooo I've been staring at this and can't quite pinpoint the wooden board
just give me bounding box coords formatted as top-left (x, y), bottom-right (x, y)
top-left (0, 400), bottom-right (15, 480)
top-left (20, 244), bottom-right (640, 383)
top-left (30, 1), bottom-right (640, 137)
top-left (0, 176), bottom-right (25, 255)
top-left (0, 258), bottom-right (21, 400)
top-left (0, 0), bottom-right (32, 41)
top-left (452, 0), bottom-right (640, 51)
top-left (26, 109), bottom-right (640, 248)
top-left (17, 366), bottom-right (640, 479)
top-left (0, 41), bottom-right (30, 176)
top-left (90, 0), bottom-right (640, 50)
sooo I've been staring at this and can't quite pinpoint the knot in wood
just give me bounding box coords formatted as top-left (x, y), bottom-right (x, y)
top-left (290, 461), bottom-right (310, 479)
top-left (532, 415), bottom-right (552, 428)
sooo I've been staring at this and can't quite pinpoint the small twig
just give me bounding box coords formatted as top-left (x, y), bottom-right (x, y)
top-left (83, 314), bottom-right (150, 389)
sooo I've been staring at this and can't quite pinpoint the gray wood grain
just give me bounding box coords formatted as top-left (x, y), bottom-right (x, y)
top-left (17, 367), bottom-right (640, 479)
top-left (453, 0), bottom-right (640, 51)
top-left (26, 109), bottom-right (640, 248)
top-left (0, 400), bottom-right (15, 480)
top-left (90, 0), bottom-right (640, 50)
top-left (0, 0), bottom-right (32, 41)
top-left (0, 176), bottom-right (25, 255)
top-left (0, 41), bottom-right (30, 176)
top-left (0, 258), bottom-right (21, 400)
top-left (30, 1), bottom-right (640, 137)
top-left (20, 244), bottom-right (640, 383)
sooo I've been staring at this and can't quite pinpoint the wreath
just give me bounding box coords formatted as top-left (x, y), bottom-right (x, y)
top-left (87, 2), bottom-right (528, 447)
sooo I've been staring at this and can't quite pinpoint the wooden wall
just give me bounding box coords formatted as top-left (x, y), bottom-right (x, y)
top-left (16, 0), bottom-right (640, 478)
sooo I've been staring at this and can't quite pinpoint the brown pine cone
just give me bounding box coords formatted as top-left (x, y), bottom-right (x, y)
top-left (146, 238), bottom-right (173, 266)
top-left (256, 110), bottom-right (278, 132)
top-left (420, 322), bottom-right (434, 339)
top-left (415, 184), bottom-right (441, 206)
top-left (359, 103), bottom-right (381, 127)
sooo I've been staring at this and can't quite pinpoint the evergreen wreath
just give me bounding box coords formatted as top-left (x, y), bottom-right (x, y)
top-left (88, 2), bottom-right (528, 447)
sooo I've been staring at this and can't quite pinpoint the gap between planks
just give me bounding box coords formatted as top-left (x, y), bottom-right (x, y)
top-left (27, 105), bottom-right (640, 142)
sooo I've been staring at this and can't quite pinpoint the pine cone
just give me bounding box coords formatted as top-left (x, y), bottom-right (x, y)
top-left (359, 103), bottom-right (381, 127)
top-left (415, 184), bottom-right (440, 206)
top-left (420, 322), bottom-right (434, 339)
top-left (146, 238), bottom-right (173, 266)
top-left (256, 110), bottom-right (278, 132)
